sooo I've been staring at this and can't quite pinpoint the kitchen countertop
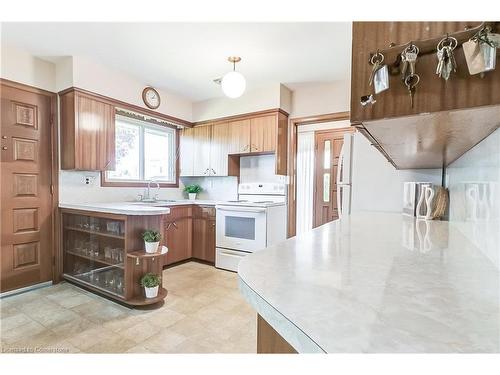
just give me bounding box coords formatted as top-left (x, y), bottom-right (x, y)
top-left (59, 199), bottom-right (219, 215)
top-left (238, 212), bottom-right (500, 353)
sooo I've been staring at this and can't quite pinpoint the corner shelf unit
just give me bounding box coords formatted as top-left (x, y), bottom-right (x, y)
top-left (60, 208), bottom-right (168, 307)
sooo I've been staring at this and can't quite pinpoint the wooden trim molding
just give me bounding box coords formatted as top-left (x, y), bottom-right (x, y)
top-left (58, 86), bottom-right (193, 128)
top-left (194, 108), bottom-right (289, 127)
top-left (287, 111), bottom-right (351, 238)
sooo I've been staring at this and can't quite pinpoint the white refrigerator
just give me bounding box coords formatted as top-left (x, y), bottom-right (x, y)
top-left (336, 132), bottom-right (443, 217)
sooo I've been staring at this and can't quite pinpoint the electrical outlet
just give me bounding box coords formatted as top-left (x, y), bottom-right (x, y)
top-left (84, 176), bottom-right (96, 185)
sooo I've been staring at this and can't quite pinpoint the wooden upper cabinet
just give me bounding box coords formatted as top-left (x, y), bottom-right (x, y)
top-left (179, 109), bottom-right (289, 176)
top-left (179, 125), bottom-right (211, 176)
top-left (179, 127), bottom-right (195, 176)
top-left (250, 115), bottom-right (277, 153)
top-left (351, 21), bottom-right (500, 123)
top-left (209, 122), bottom-right (230, 176)
top-left (228, 119), bottom-right (251, 154)
top-left (192, 125), bottom-right (211, 176)
top-left (60, 89), bottom-right (115, 171)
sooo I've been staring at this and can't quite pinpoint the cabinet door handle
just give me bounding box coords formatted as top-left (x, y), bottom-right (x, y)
top-left (172, 222), bottom-right (178, 229)
top-left (204, 168), bottom-right (209, 175)
top-left (211, 168), bottom-right (216, 175)
top-left (2, 146), bottom-right (7, 150)
top-left (166, 223), bottom-right (172, 231)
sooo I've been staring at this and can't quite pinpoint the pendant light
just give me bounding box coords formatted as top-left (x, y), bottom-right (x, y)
top-left (221, 56), bottom-right (246, 98)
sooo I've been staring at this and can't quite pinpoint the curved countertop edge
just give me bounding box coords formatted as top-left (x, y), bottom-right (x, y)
top-left (59, 200), bottom-right (220, 216)
top-left (238, 275), bottom-right (325, 353)
top-left (59, 203), bottom-right (172, 216)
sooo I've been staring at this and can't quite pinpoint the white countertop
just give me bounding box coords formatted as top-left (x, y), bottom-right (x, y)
top-left (59, 200), bottom-right (219, 215)
top-left (238, 212), bottom-right (500, 353)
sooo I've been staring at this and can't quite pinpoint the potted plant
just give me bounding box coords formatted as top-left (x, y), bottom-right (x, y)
top-left (140, 273), bottom-right (161, 298)
top-left (184, 184), bottom-right (202, 200)
top-left (142, 229), bottom-right (161, 253)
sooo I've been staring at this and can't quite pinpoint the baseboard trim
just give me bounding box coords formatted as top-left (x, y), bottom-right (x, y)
top-left (0, 281), bottom-right (53, 299)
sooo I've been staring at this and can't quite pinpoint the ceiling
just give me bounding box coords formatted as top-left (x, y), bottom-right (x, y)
top-left (1, 22), bottom-right (352, 101)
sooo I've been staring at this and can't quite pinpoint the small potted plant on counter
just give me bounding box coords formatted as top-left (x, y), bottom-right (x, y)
top-left (140, 273), bottom-right (161, 298)
top-left (142, 229), bottom-right (161, 253)
top-left (184, 184), bottom-right (202, 200)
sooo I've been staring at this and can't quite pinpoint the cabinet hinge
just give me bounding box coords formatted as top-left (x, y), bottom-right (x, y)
top-left (50, 184), bottom-right (54, 195)
top-left (53, 256), bottom-right (56, 265)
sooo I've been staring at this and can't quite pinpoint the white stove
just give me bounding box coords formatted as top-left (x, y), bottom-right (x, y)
top-left (215, 183), bottom-right (287, 272)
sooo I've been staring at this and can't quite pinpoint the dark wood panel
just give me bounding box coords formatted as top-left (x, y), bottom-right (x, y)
top-left (192, 205), bottom-right (216, 263)
top-left (351, 22), bottom-right (500, 123)
top-left (257, 315), bottom-right (297, 354)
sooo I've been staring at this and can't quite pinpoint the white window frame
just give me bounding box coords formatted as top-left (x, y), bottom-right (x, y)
top-left (104, 114), bottom-right (177, 186)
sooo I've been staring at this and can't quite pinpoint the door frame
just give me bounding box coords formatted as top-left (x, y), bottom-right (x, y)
top-left (286, 111), bottom-right (350, 237)
top-left (0, 78), bottom-right (60, 285)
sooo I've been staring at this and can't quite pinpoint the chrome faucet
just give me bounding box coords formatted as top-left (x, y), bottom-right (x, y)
top-left (145, 180), bottom-right (160, 201)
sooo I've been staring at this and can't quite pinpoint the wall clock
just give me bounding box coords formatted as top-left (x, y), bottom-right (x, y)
top-left (142, 86), bottom-right (161, 109)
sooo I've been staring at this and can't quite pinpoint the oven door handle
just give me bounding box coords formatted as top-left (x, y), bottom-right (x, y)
top-left (216, 206), bottom-right (266, 213)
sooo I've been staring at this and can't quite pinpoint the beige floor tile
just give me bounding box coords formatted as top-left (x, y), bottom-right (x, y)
top-left (1, 320), bottom-right (47, 345)
top-left (147, 308), bottom-right (186, 329)
top-left (66, 326), bottom-right (119, 351)
top-left (141, 330), bottom-right (188, 353)
top-left (1, 262), bottom-right (256, 353)
top-left (50, 317), bottom-right (96, 340)
top-left (54, 294), bottom-right (96, 309)
top-left (0, 312), bottom-right (32, 331)
top-left (119, 320), bottom-right (161, 344)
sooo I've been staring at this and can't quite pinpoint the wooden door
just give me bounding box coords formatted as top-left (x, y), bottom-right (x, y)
top-left (228, 119), bottom-right (251, 154)
top-left (313, 130), bottom-right (345, 228)
top-left (1, 83), bottom-right (55, 292)
top-left (250, 115), bottom-right (276, 153)
top-left (209, 122), bottom-right (230, 176)
top-left (192, 125), bottom-right (211, 176)
top-left (179, 127), bottom-right (195, 176)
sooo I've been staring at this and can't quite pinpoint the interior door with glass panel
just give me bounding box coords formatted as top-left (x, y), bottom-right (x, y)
top-left (313, 130), bottom-right (345, 228)
top-left (215, 206), bottom-right (267, 252)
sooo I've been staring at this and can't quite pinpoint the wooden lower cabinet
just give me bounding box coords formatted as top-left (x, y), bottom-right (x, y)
top-left (60, 209), bottom-right (167, 306)
top-left (164, 206), bottom-right (193, 265)
top-left (192, 206), bottom-right (216, 263)
top-left (257, 315), bottom-right (297, 354)
top-left (164, 205), bottom-right (216, 265)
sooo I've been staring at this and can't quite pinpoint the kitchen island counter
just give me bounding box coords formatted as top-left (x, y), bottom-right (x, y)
top-left (238, 212), bottom-right (499, 353)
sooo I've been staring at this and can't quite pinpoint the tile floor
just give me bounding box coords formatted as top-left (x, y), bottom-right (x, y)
top-left (0, 262), bottom-right (256, 353)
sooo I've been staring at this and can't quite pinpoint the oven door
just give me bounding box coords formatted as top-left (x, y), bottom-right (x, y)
top-left (216, 205), bottom-right (267, 252)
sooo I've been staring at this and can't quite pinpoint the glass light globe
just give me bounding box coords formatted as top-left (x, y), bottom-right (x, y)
top-left (221, 71), bottom-right (246, 98)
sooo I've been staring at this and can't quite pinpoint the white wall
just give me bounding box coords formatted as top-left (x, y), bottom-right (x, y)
top-left (289, 80), bottom-right (351, 118)
top-left (0, 44), bottom-right (56, 92)
top-left (445, 129), bottom-right (499, 269)
top-left (192, 83), bottom-right (283, 122)
top-left (351, 133), bottom-right (443, 213)
top-left (67, 56), bottom-right (193, 121)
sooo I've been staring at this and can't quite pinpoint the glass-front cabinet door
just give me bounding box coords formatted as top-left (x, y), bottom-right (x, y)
top-left (62, 212), bottom-right (126, 298)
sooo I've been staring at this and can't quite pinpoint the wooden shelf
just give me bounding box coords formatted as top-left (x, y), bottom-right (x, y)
top-left (127, 287), bottom-right (168, 306)
top-left (64, 226), bottom-right (125, 240)
top-left (66, 250), bottom-right (124, 269)
top-left (127, 247), bottom-right (168, 259)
